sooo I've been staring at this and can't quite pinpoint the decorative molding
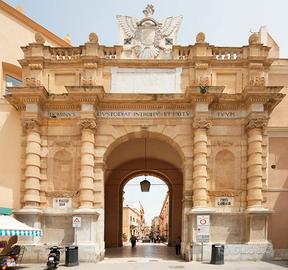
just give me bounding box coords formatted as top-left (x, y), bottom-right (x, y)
top-left (22, 119), bottom-right (40, 130)
top-left (248, 76), bottom-right (265, 87)
top-left (79, 119), bottom-right (97, 131)
top-left (81, 77), bottom-right (94, 86)
top-left (25, 77), bottom-right (41, 87)
top-left (246, 118), bottom-right (268, 130)
top-left (194, 63), bottom-right (209, 69)
top-left (46, 191), bottom-right (78, 198)
top-left (83, 63), bottom-right (98, 69)
top-left (28, 63), bottom-right (43, 70)
top-left (215, 140), bottom-right (234, 147)
top-left (208, 190), bottom-right (242, 197)
top-left (193, 118), bottom-right (212, 129)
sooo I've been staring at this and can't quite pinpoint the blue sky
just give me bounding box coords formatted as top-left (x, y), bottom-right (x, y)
top-left (6, 0), bottom-right (288, 57)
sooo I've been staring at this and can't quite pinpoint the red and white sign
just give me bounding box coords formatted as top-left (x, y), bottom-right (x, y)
top-left (196, 215), bottom-right (210, 243)
top-left (72, 216), bottom-right (81, 228)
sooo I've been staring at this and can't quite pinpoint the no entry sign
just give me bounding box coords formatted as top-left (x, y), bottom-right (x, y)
top-left (196, 215), bottom-right (210, 243)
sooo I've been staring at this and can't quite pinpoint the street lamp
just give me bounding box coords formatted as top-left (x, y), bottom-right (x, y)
top-left (140, 179), bottom-right (150, 192)
top-left (140, 138), bottom-right (150, 192)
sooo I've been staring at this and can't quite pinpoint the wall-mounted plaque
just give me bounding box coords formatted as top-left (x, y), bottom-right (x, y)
top-left (53, 197), bottom-right (72, 208)
top-left (215, 196), bottom-right (234, 206)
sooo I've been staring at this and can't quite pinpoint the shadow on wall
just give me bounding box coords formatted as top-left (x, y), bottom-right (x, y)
top-left (267, 138), bottom-right (288, 254)
top-left (0, 106), bottom-right (22, 209)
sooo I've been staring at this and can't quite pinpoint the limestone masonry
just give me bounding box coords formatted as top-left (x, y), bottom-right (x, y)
top-left (1, 3), bottom-right (288, 262)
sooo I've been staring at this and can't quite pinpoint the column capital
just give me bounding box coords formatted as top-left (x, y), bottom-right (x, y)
top-left (22, 119), bottom-right (40, 131)
top-left (78, 118), bottom-right (97, 131)
top-left (246, 117), bottom-right (268, 130)
top-left (192, 117), bottom-right (212, 129)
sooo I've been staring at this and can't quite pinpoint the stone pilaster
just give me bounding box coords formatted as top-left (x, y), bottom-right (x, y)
top-left (192, 118), bottom-right (211, 209)
top-left (181, 160), bottom-right (193, 260)
top-left (246, 118), bottom-right (268, 209)
top-left (94, 163), bottom-right (105, 208)
top-left (22, 119), bottom-right (41, 208)
top-left (79, 119), bottom-right (97, 208)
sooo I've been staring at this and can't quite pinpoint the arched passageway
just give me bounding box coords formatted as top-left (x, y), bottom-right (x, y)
top-left (104, 135), bottom-right (183, 248)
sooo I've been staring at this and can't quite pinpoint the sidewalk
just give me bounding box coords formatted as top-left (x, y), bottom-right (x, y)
top-left (21, 243), bottom-right (288, 270)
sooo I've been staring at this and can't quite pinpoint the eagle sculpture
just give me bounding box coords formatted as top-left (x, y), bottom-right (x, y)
top-left (116, 6), bottom-right (182, 59)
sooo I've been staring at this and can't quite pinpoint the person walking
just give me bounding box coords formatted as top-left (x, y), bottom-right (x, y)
top-left (175, 236), bottom-right (181, 255)
top-left (130, 235), bottom-right (137, 248)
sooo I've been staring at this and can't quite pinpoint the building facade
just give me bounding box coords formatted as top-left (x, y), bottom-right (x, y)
top-left (1, 4), bottom-right (288, 263)
top-left (122, 205), bottom-right (142, 242)
top-left (0, 0), bottom-right (70, 210)
top-left (159, 192), bottom-right (169, 241)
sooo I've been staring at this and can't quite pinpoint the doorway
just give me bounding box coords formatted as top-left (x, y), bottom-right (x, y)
top-left (104, 136), bottom-right (183, 249)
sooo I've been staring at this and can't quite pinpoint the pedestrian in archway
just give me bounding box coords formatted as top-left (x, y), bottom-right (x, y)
top-left (130, 235), bottom-right (137, 247)
top-left (175, 236), bottom-right (181, 255)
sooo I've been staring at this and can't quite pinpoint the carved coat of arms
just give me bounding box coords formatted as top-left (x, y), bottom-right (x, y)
top-left (117, 5), bottom-right (182, 59)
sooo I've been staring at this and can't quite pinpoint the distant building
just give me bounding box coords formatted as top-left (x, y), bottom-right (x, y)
top-left (159, 192), bottom-right (169, 241)
top-left (122, 202), bottom-right (146, 241)
top-left (151, 216), bottom-right (160, 238)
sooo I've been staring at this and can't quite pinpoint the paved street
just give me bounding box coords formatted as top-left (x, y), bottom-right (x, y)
top-left (21, 243), bottom-right (288, 270)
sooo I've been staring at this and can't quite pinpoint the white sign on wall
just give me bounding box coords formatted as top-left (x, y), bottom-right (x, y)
top-left (215, 197), bottom-right (234, 206)
top-left (196, 215), bottom-right (210, 243)
top-left (53, 197), bottom-right (71, 208)
top-left (72, 216), bottom-right (81, 228)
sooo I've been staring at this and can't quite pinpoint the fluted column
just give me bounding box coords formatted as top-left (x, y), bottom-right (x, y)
top-left (79, 119), bottom-right (97, 208)
top-left (246, 118), bottom-right (267, 208)
top-left (23, 119), bottom-right (41, 208)
top-left (192, 118), bottom-right (211, 208)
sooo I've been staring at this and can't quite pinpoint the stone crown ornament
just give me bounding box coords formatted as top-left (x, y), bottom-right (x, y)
top-left (248, 33), bottom-right (260, 45)
top-left (34, 32), bottom-right (45, 44)
top-left (117, 5), bottom-right (182, 59)
top-left (89, 32), bottom-right (99, 44)
top-left (196, 32), bottom-right (206, 43)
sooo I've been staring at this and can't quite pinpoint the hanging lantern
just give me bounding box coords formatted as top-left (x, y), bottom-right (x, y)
top-left (140, 179), bottom-right (150, 192)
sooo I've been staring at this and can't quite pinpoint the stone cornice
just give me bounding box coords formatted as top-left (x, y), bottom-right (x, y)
top-left (97, 102), bottom-right (192, 110)
top-left (66, 86), bottom-right (105, 104)
top-left (5, 86), bottom-right (48, 110)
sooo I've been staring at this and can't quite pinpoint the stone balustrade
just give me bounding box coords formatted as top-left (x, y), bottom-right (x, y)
top-left (212, 47), bottom-right (243, 60)
top-left (176, 47), bottom-right (191, 60)
top-left (102, 47), bottom-right (117, 59)
top-left (21, 42), bottom-right (267, 62)
top-left (49, 47), bottom-right (82, 61)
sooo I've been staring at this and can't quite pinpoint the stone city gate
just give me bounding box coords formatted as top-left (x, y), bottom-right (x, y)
top-left (4, 6), bottom-right (285, 261)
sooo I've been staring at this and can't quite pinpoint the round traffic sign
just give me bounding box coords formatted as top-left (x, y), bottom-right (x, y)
top-left (200, 219), bottom-right (206, 225)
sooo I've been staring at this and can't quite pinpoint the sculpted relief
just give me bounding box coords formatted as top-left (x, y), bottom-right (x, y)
top-left (117, 5), bottom-right (182, 59)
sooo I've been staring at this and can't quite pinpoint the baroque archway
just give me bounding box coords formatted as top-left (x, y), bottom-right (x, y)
top-left (104, 135), bottom-right (183, 248)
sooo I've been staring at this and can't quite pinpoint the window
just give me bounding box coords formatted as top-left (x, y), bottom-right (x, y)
top-left (5, 74), bottom-right (22, 95)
